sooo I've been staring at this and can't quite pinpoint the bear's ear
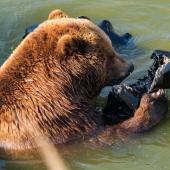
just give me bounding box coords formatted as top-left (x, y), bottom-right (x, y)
top-left (48, 9), bottom-right (69, 20)
top-left (57, 34), bottom-right (87, 61)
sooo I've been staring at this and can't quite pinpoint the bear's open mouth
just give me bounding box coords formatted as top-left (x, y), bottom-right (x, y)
top-left (102, 50), bottom-right (170, 125)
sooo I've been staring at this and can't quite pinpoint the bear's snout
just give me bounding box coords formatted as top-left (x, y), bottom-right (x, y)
top-left (128, 62), bottom-right (134, 73)
top-left (125, 62), bottom-right (134, 77)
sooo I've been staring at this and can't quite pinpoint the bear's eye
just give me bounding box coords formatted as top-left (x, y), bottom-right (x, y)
top-left (107, 55), bottom-right (115, 64)
top-left (77, 16), bottom-right (90, 20)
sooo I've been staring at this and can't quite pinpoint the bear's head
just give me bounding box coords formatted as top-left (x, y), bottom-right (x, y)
top-left (0, 9), bottom-right (133, 100)
top-left (40, 9), bottom-right (133, 98)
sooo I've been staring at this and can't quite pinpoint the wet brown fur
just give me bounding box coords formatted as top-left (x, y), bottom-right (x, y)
top-left (0, 10), bottom-right (132, 150)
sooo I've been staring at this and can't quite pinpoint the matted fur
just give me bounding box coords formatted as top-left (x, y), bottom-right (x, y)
top-left (0, 10), bottom-right (131, 150)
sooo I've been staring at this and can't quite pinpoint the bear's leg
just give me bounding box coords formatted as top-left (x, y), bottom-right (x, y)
top-left (118, 92), bottom-right (168, 133)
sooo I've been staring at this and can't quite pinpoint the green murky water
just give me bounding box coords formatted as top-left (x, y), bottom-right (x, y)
top-left (0, 0), bottom-right (170, 170)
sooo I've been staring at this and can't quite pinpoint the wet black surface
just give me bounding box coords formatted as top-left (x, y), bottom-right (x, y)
top-left (103, 50), bottom-right (170, 125)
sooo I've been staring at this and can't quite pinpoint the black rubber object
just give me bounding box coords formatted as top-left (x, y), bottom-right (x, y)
top-left (103, 50), bottom-right (170, 125)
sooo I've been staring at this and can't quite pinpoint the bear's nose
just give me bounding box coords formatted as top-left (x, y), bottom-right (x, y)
top-left (128, 62), bottom-right (134, 73)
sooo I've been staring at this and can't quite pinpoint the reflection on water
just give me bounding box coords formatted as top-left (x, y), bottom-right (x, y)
top-left (0, 0), bottom-right (170, 170)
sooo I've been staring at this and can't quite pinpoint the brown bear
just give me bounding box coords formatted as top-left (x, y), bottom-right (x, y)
top-left (0, 9), bottom-right (167, 152)
top-left (0, 9), bottom-right (133, 150)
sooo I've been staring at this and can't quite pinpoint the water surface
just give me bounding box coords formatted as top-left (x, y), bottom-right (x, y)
top-left (0, 0), bottom-right (170, 170)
